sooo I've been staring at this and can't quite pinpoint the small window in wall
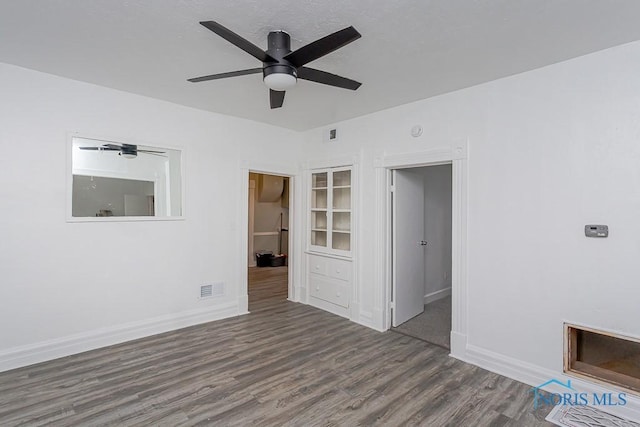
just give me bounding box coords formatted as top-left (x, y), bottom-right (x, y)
top-left (69, 136), bottom-right (183, 220)
top-left (565, 323), bottom-right (640, 393)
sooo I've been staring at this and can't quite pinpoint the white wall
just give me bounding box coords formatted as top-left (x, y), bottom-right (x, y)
top-left (299, 40), bottom-right (640, 384)
top-left (0, 62), bottom-right (301, 371)
top-left (422, 164), bottom-right (452, 299)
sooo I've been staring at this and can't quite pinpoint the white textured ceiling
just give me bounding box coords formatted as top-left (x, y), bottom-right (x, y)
top-left (2, 1), bottom-right (640, 131)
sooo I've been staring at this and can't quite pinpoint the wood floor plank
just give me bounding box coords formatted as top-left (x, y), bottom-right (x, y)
top-left (0, 267), bottom-right (553, 426)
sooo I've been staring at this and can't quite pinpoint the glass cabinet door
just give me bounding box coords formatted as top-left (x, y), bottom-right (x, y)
top-left (309, 168), bottom-right (352, 253)
top-left (331, 169), bottom-right (351, 251)
top-left (311, 172), bottom-right (328, 248)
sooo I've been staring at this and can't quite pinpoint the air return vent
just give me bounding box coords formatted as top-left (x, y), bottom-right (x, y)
top-left (324, 128), bottom-right (338, 142)
top-left (200, 282), bottom-right (224, 299)
top-left (565, 323), bottom-right (640, 393)
top-left (200, 285), bottom-right (213, 298)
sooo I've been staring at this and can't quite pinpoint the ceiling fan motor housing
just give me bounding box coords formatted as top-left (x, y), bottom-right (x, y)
top-left (120, 144), bottom-right (138, 158)
top-left (263, 31), bottom-right (297, 81)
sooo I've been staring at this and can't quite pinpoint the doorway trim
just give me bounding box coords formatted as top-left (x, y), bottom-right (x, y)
top-left (248, 179), bottom-right (256, 267)
top-left (238, 160), bottom-right (299, 314)
top-left (374, 142), bottom-right (468, 358)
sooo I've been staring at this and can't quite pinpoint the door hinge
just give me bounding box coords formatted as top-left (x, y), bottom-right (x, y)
top-left (390, 300), bottom-right (396, 310)
top-left (390, 184), bottom-right (396, 193)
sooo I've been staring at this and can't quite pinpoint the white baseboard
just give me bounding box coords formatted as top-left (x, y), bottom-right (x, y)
top-left (307, 297), bottom-right (349, 319)
top-left (449, 331), bottom-right (467, 358)
top-left (349, 301), bottom-right (361, 322)
top-left (0, 301), bottom-right (239, 373)
top-left (424, 287), bottom-right (451, 305)
top-left (352, 305), bottom-right (386, 332)
top-left (296, 286), bottom-right (307, 304)
top-left (455, 344), bottom-right (640, 422)
top-left (237, 294), bottom-right (249, 313)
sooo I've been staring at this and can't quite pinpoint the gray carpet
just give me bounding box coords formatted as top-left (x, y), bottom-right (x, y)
top-left (392, 296), bottom-right (451, 349)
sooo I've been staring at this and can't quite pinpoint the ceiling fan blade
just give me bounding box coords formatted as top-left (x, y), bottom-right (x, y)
top-left (79, 146), bottom-right (119, 151)
top-left (102, 144), bottom-right (123, 149)
top-left (138, 149), bottom-right (166, 154)
top-left (200, 21), bottom-right (275, 63)
top-left (298, 67), bottom-right (361, 90)
top-left (188, 68), bottom-right (263, 83)
top-left (270, 90), bottom-right (285, 109)
top-left (283, 26), bottom-right (361, 68)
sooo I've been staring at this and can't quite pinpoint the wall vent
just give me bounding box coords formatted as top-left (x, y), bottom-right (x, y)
top-left (324, 128), bottom-right (338, 142)
top-left (565, 323), bottom-right (640, 394)
top-left (200, 284), bottom-right (213, 298)
top-left (200, 282), bottom-right (224, 299)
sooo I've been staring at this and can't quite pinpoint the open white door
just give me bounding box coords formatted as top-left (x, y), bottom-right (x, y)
top-left (392, 169), bottom-right (426, 327)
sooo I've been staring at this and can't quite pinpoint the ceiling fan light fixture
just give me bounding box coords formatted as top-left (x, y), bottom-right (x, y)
top-left (263, 64), bottom-right (297, 91)
top-left (264, 72), bottom-right (297, 91)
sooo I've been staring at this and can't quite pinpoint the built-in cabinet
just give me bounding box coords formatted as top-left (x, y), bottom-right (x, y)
top-left (307, 166), bottom-right (353, 315)
top-left (308, 254), bottom-right (351, 308)
top-left (310, 167), bottom-right (351, 253)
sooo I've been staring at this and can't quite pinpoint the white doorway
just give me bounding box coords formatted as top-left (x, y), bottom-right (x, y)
top-left (247, 172), bottom-right (291, 310)
top-left (391, 164), bottom-right (453, 349)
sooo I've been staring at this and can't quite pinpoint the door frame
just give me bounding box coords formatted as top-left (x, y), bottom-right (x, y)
top-left (238, 161), bottom-right (299, 314)
top-left (375, 143), bottom-right (468, 357)
top-left (248, 179), bottom-right (256, 267)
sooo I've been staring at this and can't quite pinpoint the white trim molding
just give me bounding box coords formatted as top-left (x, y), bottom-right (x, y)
top-left (424, 287), bottom-right (452, 305)
top-left (303, 155), bottom-right (358, 171)
top-left (0, 302), bottom-right (238, 373)
top-left (457, 344), bottom-right (640, 423)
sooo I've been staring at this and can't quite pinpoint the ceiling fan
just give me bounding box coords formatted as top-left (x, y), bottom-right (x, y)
top-left (79, 143), bottom-right (165, 159)
top-left (188, 21), bottom-right (362, 109)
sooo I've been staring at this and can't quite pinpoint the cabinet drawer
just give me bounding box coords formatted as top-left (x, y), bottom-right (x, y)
top-left (308, 254), bottom-right (328, 276)
top-left (328, 259), bottom-right (351, 281)
top-left (309, 275), bottom-right (349, 308)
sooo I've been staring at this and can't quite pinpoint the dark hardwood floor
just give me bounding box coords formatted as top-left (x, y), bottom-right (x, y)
top-left (248, 266), bottom-right (289, 312)
top-left (0, 267), bottom-right (552, 426)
